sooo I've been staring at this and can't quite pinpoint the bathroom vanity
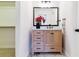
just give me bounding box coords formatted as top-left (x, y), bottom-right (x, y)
top-left (32, 7), bottom-right (62, 55)
top-left (32, 29), bottom-right (62, 54)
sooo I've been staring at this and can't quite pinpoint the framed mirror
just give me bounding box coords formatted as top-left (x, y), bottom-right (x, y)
top-left (33, 7), bottom-right (59, 26)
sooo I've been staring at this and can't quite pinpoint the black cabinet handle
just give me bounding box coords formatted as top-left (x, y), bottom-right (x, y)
top-left (50, 48), bottom-right (54, 49)
top-left (75, 29), bottom-right (79, 32)
top-left (36, 38), bottom-right (41, 39)
top-left (36, 32), bottom-right (40, 34)
top-left (36, 48), bottom-right (41, 49)
top-left (50, 33), bottom-right (54, 34)
top-left (36, 43), bottom-right (40, 44)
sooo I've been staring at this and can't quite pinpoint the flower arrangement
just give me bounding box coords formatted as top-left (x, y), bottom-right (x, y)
top-left (35, 16), bottom-right (45, 24)
top-left (35, 16), bottom-right (45, 29)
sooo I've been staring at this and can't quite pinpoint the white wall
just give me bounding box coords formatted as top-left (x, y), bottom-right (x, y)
top-left (60, 1), bottom-right (77, 56)
top-left (75, 1), bottom-right (79, 56)
top-left (15, 1), bottom-right (20, 56)
top-left (16, 1), bottom-right (33, 57)
top-left (77, 2), bottom-right (79, 28)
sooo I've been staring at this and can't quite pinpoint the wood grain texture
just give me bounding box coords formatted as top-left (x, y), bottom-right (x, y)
top-left (32, 30), bottom-right (62, 54)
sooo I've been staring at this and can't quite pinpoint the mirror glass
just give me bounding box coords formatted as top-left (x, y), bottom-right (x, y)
top-left (33, 7), bottom-right (59, 26)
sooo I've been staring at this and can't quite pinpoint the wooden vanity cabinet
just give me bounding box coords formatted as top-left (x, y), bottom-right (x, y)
top-left (32, 30), bottom-right (62, 54)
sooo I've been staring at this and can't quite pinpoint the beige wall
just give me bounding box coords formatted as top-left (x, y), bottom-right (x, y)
top-left (0, 27), bottom-right (15, 48)
top-left (0, 2), bottom-right (16, 48)
top-left (0, 8), bottom-right (16, 26)
top-left (0, 1), bottom-right (16, 26)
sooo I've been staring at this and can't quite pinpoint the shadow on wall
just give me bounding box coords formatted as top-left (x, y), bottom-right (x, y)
top-left (28, 30), bottom-right (32, 57)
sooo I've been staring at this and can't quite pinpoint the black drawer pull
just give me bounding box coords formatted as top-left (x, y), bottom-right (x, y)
top-left (36, 43), bottom-right (40, 44)
top-left (36, 32), bottom-right (40, 34)
top-left (50, 33), bottom-right (54, 34)
top-left (36, 38), bottom-right (41, 39)
top-left (50, 48), bottom-right (54, 49)
top-left (75, 29), bottom-right (79, 32)
top-left (36, 48), bottom-right (41, 49)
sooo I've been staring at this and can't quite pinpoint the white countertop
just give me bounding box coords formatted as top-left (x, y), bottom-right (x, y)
top-left (32, 27), bottom-right (62, 30)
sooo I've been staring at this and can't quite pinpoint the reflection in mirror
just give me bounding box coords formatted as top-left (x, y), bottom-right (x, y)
top-left (33, 7), bottom-right (59, 26)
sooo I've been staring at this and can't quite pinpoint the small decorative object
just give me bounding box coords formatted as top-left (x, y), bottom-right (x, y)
top-left (62, 18), bottom-right (66, 29)
top-left (62, 18), bottom-right (66, 33)
top-left (35, 16), bottom-right (45, 29)
top-left (47, 24), bottom-right (53, 29)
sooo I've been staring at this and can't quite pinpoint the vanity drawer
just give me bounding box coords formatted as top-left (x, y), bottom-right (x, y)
top-left (32, 45), bottom-right (44, 52)
top-left (46, 41), bottom-right (55, 45)
top-left (44, 35), bottom-right (55, 44)
top-left (32, 40), bottom-right (43, 45)
top-left (44, 45), bottom-right (56, 52)
top-left (32, 30), bottom-right (44, 36)
top-left (47, 30), bottom-right (55, 35)
top-left (32, 36), bottom-right (43, 41)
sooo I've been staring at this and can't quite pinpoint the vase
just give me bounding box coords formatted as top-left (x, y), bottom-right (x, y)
top-left (36, 22), bottom-right (41, 29)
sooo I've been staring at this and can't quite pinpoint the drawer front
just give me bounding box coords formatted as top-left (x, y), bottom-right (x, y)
top-left (44, 45), bottom-right (56, 52)
top-left (32, 30), bottom-right (43, 36)
top-left (47, 36), bottom-right (55, 44)
top-left (47, 30), bottom-right (55, 35)
top-left (44, 34), bottom-right (55, 44)
top-left (43, 30), bottom-right (55, 44)
top-left (32, 40), bottom-right (43, 45)
top-left (32, 45), bottom-right (44, 52)
top-left (44, 39), bottom-right (55, 44)
top-left (32, 36), bottom-right (43, 41)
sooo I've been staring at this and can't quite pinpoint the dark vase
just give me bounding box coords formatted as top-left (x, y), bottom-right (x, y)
top-left (36, 22), bottom-right (40, 29)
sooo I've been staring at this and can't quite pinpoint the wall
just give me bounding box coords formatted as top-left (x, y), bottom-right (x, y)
top-left (16, 1), bottom-right (33, 57)
top-left (0, 1), bottom-right (16, 26)
top-left (0, 1), bottom-right (16, 48)
top-left (15, 1), bottom-right (20, 57)
top-left (0, 8), bottom-right (16, 26)
top-left (75, 1), bottom-right (79, 56)
top-left (0, 27), bottom-right (15, 48)
top-left (60, 1), bottom-right (77, 56)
